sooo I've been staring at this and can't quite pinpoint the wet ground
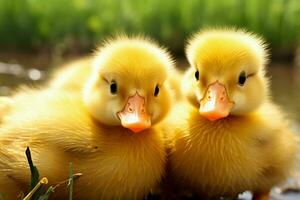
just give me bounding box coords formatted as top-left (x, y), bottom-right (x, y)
top-left (0, 57), bottom-right (299, 200)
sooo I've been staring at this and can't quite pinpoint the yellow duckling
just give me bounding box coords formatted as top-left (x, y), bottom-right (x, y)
top-left (48, 49), bottom-right (183, 100)
top-left (49, 57), bottom-right (92, 91)
top-left (0, 36), bottom-right (175, 199)
top-left (166, 29), bottom-right (298, 199)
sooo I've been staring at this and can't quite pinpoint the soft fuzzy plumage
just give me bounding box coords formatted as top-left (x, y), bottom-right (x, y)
top-left (0, 36), bottom-right (175, 199)
top-left (49, 42), bottom-right (182, 101)
top-left (49, 57), bottom-right (93, 91)
top-left (166, 28), bottom-right (299, 199)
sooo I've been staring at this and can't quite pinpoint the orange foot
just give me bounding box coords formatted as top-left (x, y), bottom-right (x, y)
top-left (252, 191), bottom-right (270, 200)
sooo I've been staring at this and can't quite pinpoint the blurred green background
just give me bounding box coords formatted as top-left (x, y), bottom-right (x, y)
top-left (0, 0), bottom-right (300, 59)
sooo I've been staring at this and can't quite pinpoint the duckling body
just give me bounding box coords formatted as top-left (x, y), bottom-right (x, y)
top-left (0, 36), bottom-right (174, 199)
top-left (0, 89), bottom-right (165, 199)
top-left (167, 29), bottom-right (298, 199)
top-left (167, 101), bottom-right (297, 198)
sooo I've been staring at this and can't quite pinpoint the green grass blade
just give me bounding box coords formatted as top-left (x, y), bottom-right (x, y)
top-left (25, 147), bottom-right (42, 200)
top-left (25, 147), bottom-right (40, 190)
top-left (67, 162), bottom-right (74, 200)
top-left (37, 186), bottom-right (55, 200)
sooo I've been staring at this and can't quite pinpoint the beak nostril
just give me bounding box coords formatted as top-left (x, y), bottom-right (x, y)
top-left (128, 107), bottom-right (133, 112)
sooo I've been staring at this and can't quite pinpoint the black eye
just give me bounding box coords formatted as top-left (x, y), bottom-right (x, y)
top-left (154, 85), bottom-right (159, 97)
top-left (110, 81), bottom-right (117, 94)
top-left (238, 71), bottom-right (247, 86)
top-left (195, 70), bottom-right (199, 81)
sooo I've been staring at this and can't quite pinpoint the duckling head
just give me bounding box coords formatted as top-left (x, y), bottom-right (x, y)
top-left (84, 36), bottom-right (174, 132)
top-left (184, 28), bottom-right (270, 121)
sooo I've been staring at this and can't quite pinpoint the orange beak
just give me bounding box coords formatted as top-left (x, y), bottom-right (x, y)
top-left (117, 93), bottom-right (151, 133)
top-left (199, 81), bottom-right (234, 121)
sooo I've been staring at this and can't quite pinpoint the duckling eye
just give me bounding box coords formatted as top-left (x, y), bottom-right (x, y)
top-left (154, 85), bottom-right (159, 97)
top-left (195, 70), bottom-right (199, 81)
top-left (238, 71), bottom-right (247, 86)
top-left (110, 81), bottom-right (117, 94)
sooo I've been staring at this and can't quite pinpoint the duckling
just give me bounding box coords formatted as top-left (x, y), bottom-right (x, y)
top-left (0, 36), bottom-right (175, 199)
top-left (49, 57), bottom-right (93, 91)
top-left (49, 51), bottom-right (183, 100)
top-left (166, 29), bottom-right (298, 200)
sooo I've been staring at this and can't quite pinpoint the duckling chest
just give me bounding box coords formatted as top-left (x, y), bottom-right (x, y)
top-left (170, 123), bottom-right (268, 194)
top-left (76, 130), bottom-right (166, 199)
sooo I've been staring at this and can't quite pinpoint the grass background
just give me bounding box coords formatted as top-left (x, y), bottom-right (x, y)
top-left (0, 0), bottom-right (299, 59)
